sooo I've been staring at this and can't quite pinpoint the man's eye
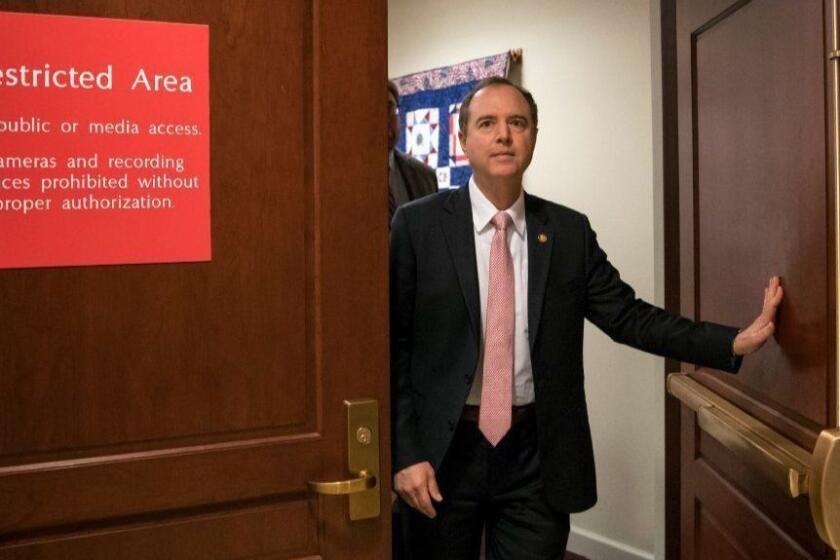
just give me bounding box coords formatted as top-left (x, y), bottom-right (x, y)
top-left (477, 120), bottom-right (492, 128)
top-left (510, 119), bottom-right (527, 129)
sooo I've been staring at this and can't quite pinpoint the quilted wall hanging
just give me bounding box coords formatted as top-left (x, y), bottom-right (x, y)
top-left (392, 50), bottom-right (521, 189)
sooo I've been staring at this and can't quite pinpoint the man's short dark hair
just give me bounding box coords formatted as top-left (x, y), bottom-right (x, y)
top-left (458, 77), bottom-right (538, 135)
top-left (387, 79), bottom-right (399, 103)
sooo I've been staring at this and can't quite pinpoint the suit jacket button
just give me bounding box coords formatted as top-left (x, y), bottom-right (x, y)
top-left (448, 419), bottom-right (455, 431)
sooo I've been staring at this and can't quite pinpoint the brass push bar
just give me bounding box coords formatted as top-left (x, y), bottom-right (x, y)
top-left (667, 374), bottom-right (840, 550)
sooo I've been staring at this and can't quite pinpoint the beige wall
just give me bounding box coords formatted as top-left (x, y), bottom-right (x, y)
top-left (389, 1), bottom-right (664, 558)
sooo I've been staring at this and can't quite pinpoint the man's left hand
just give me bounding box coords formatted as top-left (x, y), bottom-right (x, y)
top-left (732, 276), bottom-right (784, 356)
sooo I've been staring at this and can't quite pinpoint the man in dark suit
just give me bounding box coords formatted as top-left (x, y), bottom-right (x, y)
top-left (388, 80), bottom-right (438, 222)
top-left (390, 77), bottom-right (783, 559)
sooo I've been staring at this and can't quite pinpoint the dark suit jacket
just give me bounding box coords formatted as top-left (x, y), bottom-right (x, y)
top-left (392, 151), bottom-right (438, 216)
top-left (390, 185), bottom-right (741, 514)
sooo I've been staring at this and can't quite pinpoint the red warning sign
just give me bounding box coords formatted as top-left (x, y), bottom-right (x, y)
top-left (0, 11), bottom-right (210, 269)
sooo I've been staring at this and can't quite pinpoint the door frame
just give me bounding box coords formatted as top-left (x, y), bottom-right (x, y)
top-left (660, 0), bottom-right (682, 557)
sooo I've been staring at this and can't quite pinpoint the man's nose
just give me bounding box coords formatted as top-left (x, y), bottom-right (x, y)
top-left (495, 123), bottom-right (512, 144)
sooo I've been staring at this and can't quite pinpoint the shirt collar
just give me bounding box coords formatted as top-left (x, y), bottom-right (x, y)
top-left (469, 176), bottom-right (526, 237)
top-left (388, 150), bottom-right (395, 170)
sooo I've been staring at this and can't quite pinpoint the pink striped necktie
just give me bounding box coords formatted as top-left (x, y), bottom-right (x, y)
top-left (479, 211), bottom-right (514, 446)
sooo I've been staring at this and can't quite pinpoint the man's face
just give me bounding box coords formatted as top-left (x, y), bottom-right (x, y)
top-left (458, 84), bottom-right (537, 185)
top-left (388, 90), bottom-right (399, 151)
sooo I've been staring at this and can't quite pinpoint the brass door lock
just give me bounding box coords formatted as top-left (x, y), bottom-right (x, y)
top-left (308, 399), bottom-right (380, 520)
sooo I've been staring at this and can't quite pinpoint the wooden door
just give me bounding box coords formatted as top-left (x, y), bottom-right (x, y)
top-left (0, 1), bottom-right (390, 558)
top-left (668, 0), bottom-right (838, 558)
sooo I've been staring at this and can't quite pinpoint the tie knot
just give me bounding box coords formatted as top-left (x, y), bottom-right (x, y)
top-left (492, 211), bottom-right (512, 231)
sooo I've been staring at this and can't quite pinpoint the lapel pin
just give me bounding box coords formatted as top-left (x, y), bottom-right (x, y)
top-left (538, 233), bottom-right (548, 243)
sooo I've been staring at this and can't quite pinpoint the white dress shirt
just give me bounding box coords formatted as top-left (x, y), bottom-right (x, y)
top-left (466, 177), bottom-right (535, 406)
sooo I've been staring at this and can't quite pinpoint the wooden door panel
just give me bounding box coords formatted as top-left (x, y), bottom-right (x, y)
top-left (0, 439), bottom-right (320, 536)
top-left (681, 407), bottom-right (826, 559)
top-left (695, 512), bottom-right (749, 560)
top-left (0, 1), bottom-right (389, 558)
top-left (699, 435), bottom-right (825, 558)
top-left (673, 0), bottom-right (836, 558)
top-left (3, 502), bottom-right (318, 560)
top-left (694, 480), bottom-right (806, 560)
top-left (691, 0), bottom-right (830, 449)
top-left (1, 0), bottom-right (313, 458)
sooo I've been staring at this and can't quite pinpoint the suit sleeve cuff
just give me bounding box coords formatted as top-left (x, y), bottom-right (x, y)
top-left (718, 324), bottom-right (743, 373)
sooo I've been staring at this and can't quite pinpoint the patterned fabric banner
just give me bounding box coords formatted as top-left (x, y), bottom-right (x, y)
top-left (392, 52), bottom-right (510, 189)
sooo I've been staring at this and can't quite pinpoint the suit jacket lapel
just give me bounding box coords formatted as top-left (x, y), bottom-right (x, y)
top-left (441, 186), bottom-right (481, 341)
top-left (526, 194), bottom-right (553, 351)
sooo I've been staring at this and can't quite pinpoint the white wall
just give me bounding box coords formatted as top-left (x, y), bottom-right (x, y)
top-left (389, 1), bottom-right (665, 558)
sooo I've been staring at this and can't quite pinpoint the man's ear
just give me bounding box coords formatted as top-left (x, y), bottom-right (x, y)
top-left (458, 130), bottom-right (467, 154)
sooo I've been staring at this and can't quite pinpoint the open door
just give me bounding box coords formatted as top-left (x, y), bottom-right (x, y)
top-left (666, 0), bottom-right (839, 558)
top-left (0, 1), bottom-right (390, 558)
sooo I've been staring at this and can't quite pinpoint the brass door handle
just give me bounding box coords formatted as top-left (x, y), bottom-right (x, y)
top-left (308, 399), bottom-right (380, 520)
top-left (308, 469), bottom-right (377, 495)
top-left (668, 374), bottom-right (840, 550)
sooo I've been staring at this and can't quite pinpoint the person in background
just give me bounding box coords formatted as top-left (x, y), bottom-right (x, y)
top-left (388, 79), bottom-right (438, 559)
top-left (388, 79), bottom-right (437, 224)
